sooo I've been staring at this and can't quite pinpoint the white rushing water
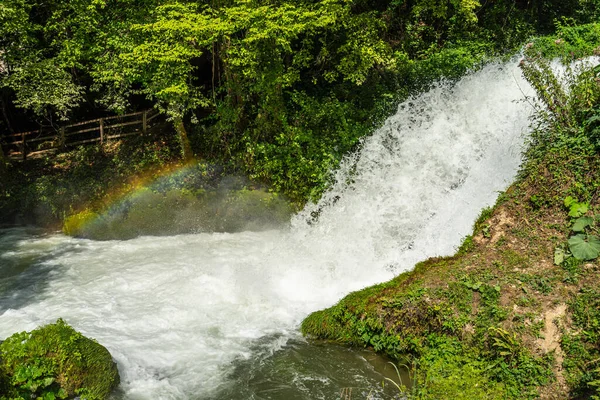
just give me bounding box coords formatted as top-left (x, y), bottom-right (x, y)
top-left (0, 60), bottom-right (536, 399)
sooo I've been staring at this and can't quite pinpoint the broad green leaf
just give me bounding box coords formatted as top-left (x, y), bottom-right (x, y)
top-left (568, 234), bottom-right (600, 260)
top-left (572, 216), bottom-right (594, 232)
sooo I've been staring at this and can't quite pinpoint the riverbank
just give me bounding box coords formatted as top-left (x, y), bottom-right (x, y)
top-left (302, 49), bottom-right (600, 399)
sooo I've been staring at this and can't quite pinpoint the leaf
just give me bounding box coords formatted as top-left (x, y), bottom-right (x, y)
top-left (572, 216), bottom-right (594, 232)
top-left (43, 391), bottom-right (56, 400)
top-left (585, 114), bottom-right (600, 127)
top-left (564, 196), bottom-right (577, 208)
top-left (568, 234), bottom-right (600, 260)
top-left (570, 204), bottom-right (589, 217)
top-left (554, 247), bottom-right (566, 265)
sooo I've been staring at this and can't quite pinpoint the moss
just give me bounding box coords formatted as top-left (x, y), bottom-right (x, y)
top-left (0, 319), bottom-right (120, 400)
top-left (561, 289), bottom-right (600, 398)
top-left (63, 210), bottom-right (100, 237)
top-left (413, 336), bottom-right (507, 400)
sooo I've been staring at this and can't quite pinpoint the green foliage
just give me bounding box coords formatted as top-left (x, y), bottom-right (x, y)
top-left (585, 107), bottom-right (600, 151)
top-left (526, 22), bottom-right (600, 61)
top-left (568, 234), bottom-right (600, 260)
top-left (95, 2), bottom-right (212, 119)
top-left (0, 129), bottom-right (180, 226)
top-left (4, 60), bottom-right (84, 120)
top-left (555, 198), bottom-right (600, 262)
top-left (301, 27), bottom-right (600, 399)
top-left (572, 215), bottom-right (594, 231)
top-left (564, 196), bottom-right (589, 218)
top-left (522, 52), bottom-right (600, 265)
top-left (5, 0), bottom-right (592, 204)
top-left (563, 289), bottom-right (600, 399)
top-left (411, 336), bottom-right (507, 400)
top-left (0, 319), bottom-right (119, 400)
top-left (520, 54), bottom-right (600, 159)
top-left (302, 260), bottom-right (552, 399)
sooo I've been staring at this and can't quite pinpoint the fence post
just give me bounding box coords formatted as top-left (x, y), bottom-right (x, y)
top-left (100, 118), bottom-right (104, 144)
top-left (21, 131), bottom-right (26, 161)
top-left (142, 110), bottom-right (147, 134)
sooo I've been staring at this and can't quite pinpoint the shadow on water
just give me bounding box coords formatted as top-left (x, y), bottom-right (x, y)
top-left (209, 335), bottom-right (410, 400)
top-left (0, 228), bottom-right (79, 315)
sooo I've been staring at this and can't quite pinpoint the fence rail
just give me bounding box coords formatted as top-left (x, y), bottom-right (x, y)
top-left (1, 109), bottom-right (160, 161)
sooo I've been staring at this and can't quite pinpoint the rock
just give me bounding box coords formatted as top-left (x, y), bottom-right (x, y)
top-left (0, 319), bottom-right (119, 399)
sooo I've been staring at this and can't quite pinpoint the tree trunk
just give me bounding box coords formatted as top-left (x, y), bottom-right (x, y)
top-left (174, 118), bottom-right (194, 162)
top-left (0, 93), bottom-right (13, 168)
top-left (0, 144), bottom-right (7, 173)
top-left (0, 94), bottom-right (15, 134)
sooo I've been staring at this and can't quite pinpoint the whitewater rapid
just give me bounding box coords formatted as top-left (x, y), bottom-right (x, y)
top-left (0, 60), bottom-right (536, 399)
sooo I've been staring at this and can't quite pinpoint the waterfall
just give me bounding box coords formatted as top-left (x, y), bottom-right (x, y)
top-left (0, 60), bottom-right (535, 399)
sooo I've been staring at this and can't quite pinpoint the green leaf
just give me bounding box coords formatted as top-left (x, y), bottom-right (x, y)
top-left (568, 234), bottom-right (600, 260)
top-left (564, 196), bottom-right (577, 208)
top-left (31, 365), bottom-right (42, 378)
top-left (554, 247), bottom-right (564, 265)
top-left (43, 391), bottom-right (56, 400)
top-left (572, 216), bottom-right (594, 232)
top-left (57, 388), bottom-right (68, 399)
top-left (569, 202), bottom-right (589, 218)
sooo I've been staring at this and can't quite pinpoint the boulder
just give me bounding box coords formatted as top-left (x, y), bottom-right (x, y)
top-left (0, 319), bottom-right (119, 399)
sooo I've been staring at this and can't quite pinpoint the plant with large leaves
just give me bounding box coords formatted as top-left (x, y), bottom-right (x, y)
top-left (568, 233), bottom-right (600, 261)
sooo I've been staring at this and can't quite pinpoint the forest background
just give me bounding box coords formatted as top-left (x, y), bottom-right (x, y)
top-left (0, 0), bottom-right (599, 226)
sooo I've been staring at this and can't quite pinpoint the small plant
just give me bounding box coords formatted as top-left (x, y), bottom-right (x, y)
top-left (489, 327), bottom-right (521, 362)
top-left (482, 223), bottom-right (491, 238)
top-left (584, 106), bottom-right (600, 151)
top-left (564, 196), bottom-right (589, 218)
top-left (568, 233), bottom-right (600, 260)
top-left (383, 361), bottom-right (416, 395)
top-left (555, 197), bottom-right (600, 264)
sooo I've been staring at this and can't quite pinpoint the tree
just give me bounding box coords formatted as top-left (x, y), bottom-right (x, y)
top-left (0, 0), bottom-right (86, 125)
top-left (93, 2), bottom-right (217, 161)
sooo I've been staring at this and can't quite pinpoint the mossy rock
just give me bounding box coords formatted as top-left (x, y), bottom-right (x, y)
top-left (0, 319), bottom-right (120, 399)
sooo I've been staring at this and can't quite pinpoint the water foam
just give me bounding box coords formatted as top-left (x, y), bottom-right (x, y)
top-left (0, 60), bottom-right (536, 398)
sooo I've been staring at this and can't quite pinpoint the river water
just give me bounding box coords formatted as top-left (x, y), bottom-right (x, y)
top-left (0, 60), bottom-right (535, 399)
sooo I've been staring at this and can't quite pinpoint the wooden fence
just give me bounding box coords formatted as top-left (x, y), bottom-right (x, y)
top-left (1, 109), bottom-right (160, 161)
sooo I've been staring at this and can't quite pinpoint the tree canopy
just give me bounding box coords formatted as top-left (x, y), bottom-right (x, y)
top-left (1, 0), bottom-right (598, 199)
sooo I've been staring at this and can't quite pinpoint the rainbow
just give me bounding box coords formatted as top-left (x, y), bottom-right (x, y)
top-left (63, 160), bottom-right (204, 237)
